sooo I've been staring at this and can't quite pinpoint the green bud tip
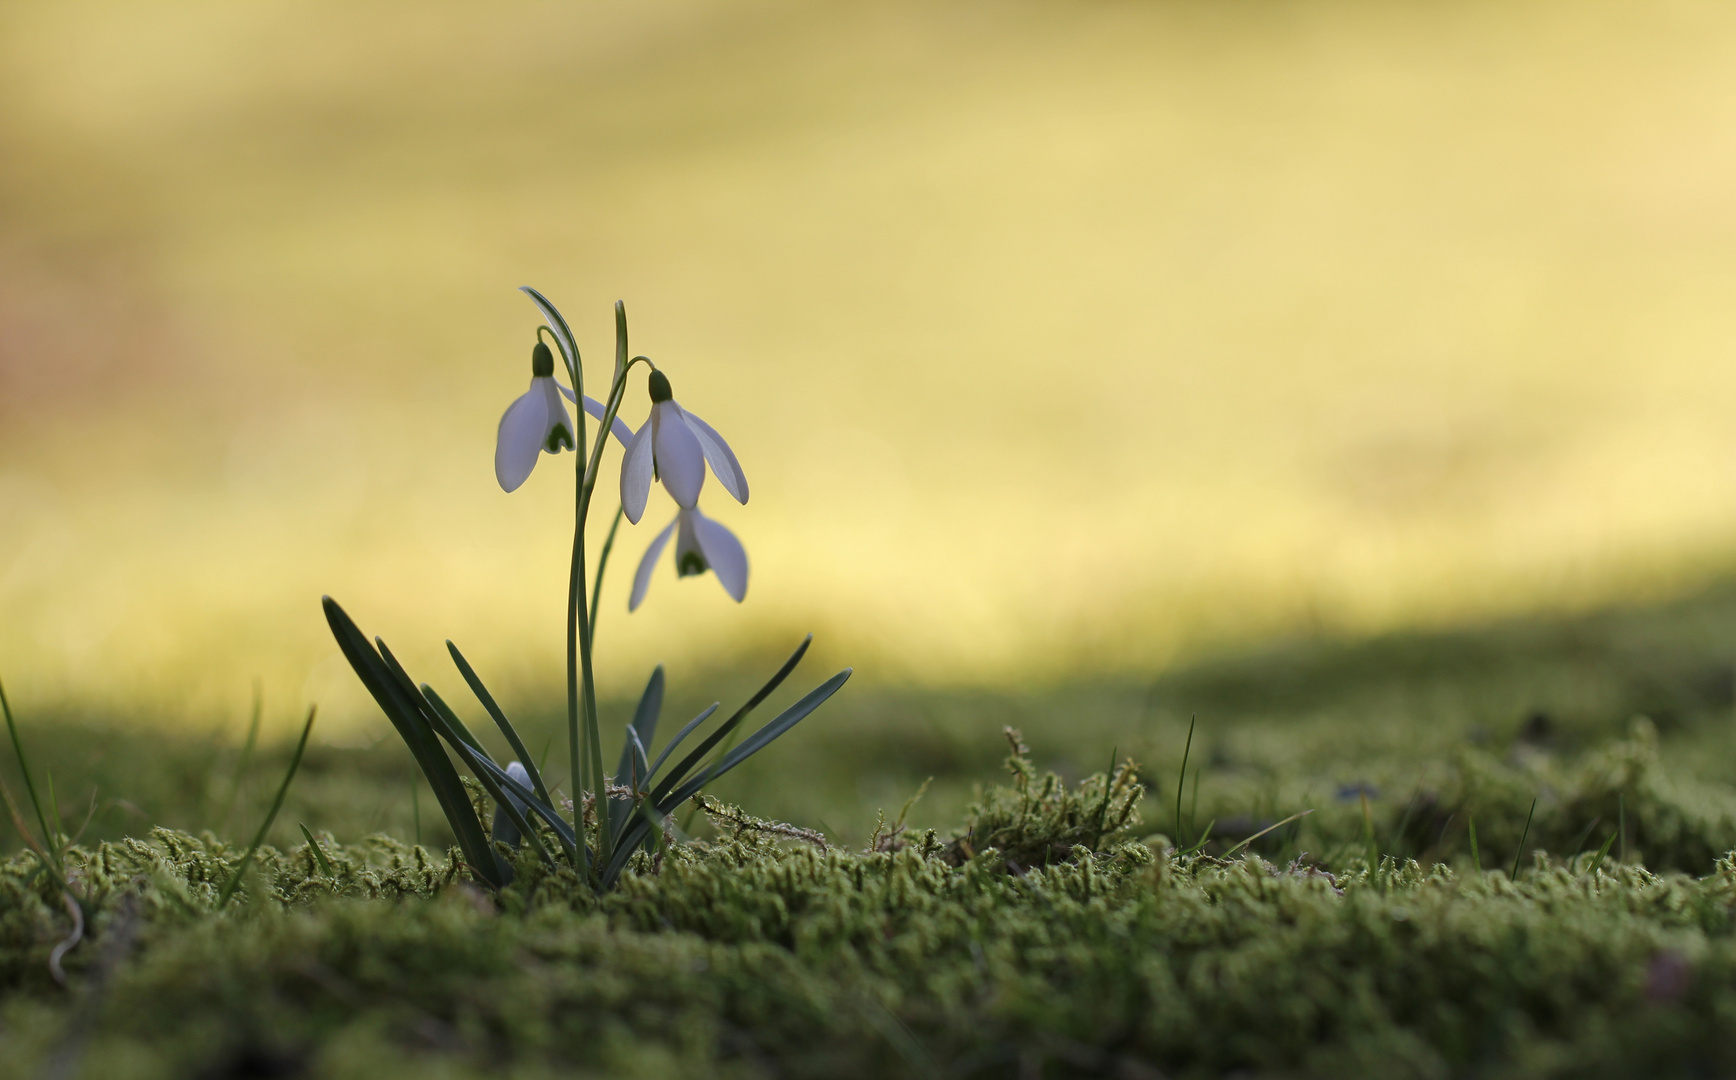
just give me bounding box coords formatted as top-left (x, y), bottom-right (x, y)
top-left (648, 369), bottom-right (673, 403)
top-left (531, 341), bottom-right (554, 378)
top-left (677, 550), bottom-right (708, 577)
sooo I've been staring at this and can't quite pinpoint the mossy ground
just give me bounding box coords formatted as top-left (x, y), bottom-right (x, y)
top-left (12, 585), bottom-right (1736, 1077)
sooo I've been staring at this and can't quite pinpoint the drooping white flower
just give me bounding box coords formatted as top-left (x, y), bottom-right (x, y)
top-left (619, 370), bottom-right (748, 524)
top-left (628, 504), bottom-right (748, 611)
top-left (495, 342), bottom-right (634, 493)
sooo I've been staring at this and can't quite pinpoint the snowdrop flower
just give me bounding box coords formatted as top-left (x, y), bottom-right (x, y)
top-left (628, 504), bottom-right (748, 611)
top-left (620, 370), bottom-right (748, 524)
top-left (495, 342), bottom-right (634, 493)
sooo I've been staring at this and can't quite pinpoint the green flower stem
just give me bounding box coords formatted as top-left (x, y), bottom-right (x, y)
top-left (588, 505), bottom-right (625, 652)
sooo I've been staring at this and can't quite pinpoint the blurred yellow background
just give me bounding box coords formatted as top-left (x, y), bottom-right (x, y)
top-left (4, 1), bottom-right (1736, 730)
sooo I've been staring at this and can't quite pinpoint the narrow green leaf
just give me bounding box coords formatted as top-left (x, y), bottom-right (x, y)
top-left (218, 707), bottom-right (315, 907)
top-left (588, 505), bottom-right (625, 651)
top-left (447, 641), bottom-right (553, 810)
top-left (219, 683), bottom-right (264, 830)
top-left (659, 669), bottom-right (852, 813)
top-left (1510, 797), bottom-right (1538, 882)
top-left (1222, 810), bottom-right (1315, 858)
top-left (651, 636), bottom-right (813, 803)
top-left (1175, 714), bottom-right (1195, 844)
top-left (469, 752), bottom-right (581, 853)
top-left (299, 823), bottom-right (336, 876)
top-left (0, 676), bottom-right (58, 872)
top-left (644, 703), bottom-right (719, 785)
top-left (322, 598), bottom-right (502, 888)
top-left (617, 666), bottom-right (664, 784)
top-left (421, 685), bottom-right (558, 870)
top-left (519, 286), bottom-right (580, 383)
top-left (1588, 828), bottom-right (1618, 875)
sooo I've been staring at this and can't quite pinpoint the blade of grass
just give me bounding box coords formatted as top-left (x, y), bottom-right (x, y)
top-left (1177, 820), bottom-right (1216, 857)
top-left (1222, 810), bottom-right (1315, 858)
top-left (217, 707), bottom-right (316, 907)
top-left (1509, 797), bottom-right (1537, 882)
top-left (1568, 816), bottom-right (1602, 858)
top-left (0, 772), bottom-right (67, 892)
top-left (1588, 828), bottom-right (1618, 875)
top-left (1174, 715), bottom-right (1195, 843)
top-left (1361, 791), bottom-right (1379, 877)
top-left (1089, 747), bottom-right (1118, 848)
top-left (1619, 793), bottom-right (1627, 865)
top-left (44, 767), bottom-right (62, 849)
top-left (1, 676), bottom-right (58, 870)
top-left (299, 824), bottom-right (336, 876)
top-left (448, 641), bottom-right (553, 810)
top-left (1468, 815), bottom-right (1481, 872)
top-left (220, 682), bottom-right (264, 830)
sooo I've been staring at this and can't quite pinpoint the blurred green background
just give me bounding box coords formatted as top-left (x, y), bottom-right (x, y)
top-left (5, 1), bottom-right (1736, 842)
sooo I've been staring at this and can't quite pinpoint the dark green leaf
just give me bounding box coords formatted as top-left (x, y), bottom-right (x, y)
top-left (321, 597), bottom-right (503, 889)
top-left (447, 641), bottom-right (553, 810)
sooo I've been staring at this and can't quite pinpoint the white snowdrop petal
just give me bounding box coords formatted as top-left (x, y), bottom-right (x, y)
top-left (653, 402), bottom-right (706, 508)
top-left (628, 518), bottom-right (677, 612)
top-left (495, 385), bottom-right (548, 492)
top-left (539, 378), bottom-right (573, 452)
top-left (691, 510), bottom-right (749, 602)
top-left (580, 393), bottom-right (635, 447)
top-left (673, 509), bottom-right (703, 573)
top-left (678, 407), bottom-right (749, 504)
top-left (619, 422), bottom-right (656, 524)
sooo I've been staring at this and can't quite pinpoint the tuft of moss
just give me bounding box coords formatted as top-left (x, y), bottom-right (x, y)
top-left (6, 747), bottom-right (1736, 1078)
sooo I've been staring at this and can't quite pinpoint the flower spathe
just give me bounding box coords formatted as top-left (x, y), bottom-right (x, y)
top-left (619, 369), bottom-right (748, 524)
top-left (629, 504), bottom-right (748, 611)
top-left (496, 342), bottom-right (632, 493)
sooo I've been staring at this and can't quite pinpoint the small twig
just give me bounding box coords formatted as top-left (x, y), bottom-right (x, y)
top-left (1222, 810), bottom-right (1315, 858)
top-left (47, 891), bottom-right (83, 986)
top-left (693, 794), bottom-right (830, 849)
top-left (41, 890), bottom-right (141, 1080)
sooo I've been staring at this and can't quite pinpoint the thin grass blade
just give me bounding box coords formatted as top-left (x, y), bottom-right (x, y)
top-left (299, 823), bottom-right (336, 876)
top-left (1222, 810), bottom-right (1315, 858)
top-left (1, 677), bottom-right (58, 871)
top-left (1588, 829), bottom-right (1618, 875)
top-left (217, 708), bottom-right (316, 907)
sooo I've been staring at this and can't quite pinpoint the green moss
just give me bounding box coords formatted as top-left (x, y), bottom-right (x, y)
top-left (0, 744), bottom-right (1735, 1078)
top-left (17, 586), bottom-right (1736, 1075)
